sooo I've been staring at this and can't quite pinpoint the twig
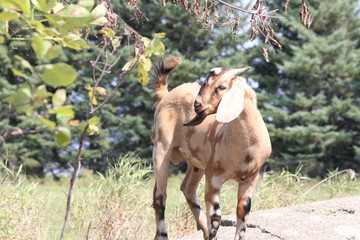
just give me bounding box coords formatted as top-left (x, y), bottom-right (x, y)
top-left (85, 222), bottom-right (92, 240)
top-left (216, 0), bottom-right (284, 19)
top-left (1, 175), bottom-right (8, 184)
top-left (90, 56), bottom-right (137, 115)
top-left (60, 124), bottom-right (88, 240)
top-left (1, 127), bottom-right (47, 141)
top-left (59, 22), bottom-right (136, 239)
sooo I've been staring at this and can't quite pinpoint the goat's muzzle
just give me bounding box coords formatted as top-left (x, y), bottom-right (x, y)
top-left (183, 107), bottom-right (209, 126)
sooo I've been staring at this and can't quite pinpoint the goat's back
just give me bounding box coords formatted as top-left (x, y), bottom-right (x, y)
top-left (154, 82), bottom-right (200, 120)
top-left (153, 82), bottom-right (201, 144)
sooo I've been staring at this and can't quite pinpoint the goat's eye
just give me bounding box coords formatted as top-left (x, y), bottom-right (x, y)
top-left (217, 85), bottom-right (226, 91)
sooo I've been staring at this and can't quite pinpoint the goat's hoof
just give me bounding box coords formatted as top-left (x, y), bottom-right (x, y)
top-left (154, 234), bottom-right (169, 240)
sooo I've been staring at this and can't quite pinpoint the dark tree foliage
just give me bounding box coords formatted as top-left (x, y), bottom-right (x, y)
top-left (247, 0), bottom-right (360, 176)
top-left (1, 0), bottom-right (359, 177)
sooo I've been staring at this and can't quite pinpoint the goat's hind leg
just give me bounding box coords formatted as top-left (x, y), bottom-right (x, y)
top-left (180, 165), bottom-right (208, 238)
top-left (152, 145), bottom-right (171, 240)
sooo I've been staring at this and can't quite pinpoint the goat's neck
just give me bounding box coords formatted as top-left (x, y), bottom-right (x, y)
top-left (226, 99), bottom-right (259, 147)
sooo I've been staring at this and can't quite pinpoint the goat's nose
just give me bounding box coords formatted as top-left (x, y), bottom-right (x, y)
top-left (194, 99), bottom-right (202, 111)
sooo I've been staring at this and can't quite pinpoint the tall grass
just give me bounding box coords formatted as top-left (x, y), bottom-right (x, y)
top-left (0, 156), bottom-right (359, 240)
top-left (94, 154), bottom-right (153, 240)
top-left (0, 159), bottom-right (47, 240)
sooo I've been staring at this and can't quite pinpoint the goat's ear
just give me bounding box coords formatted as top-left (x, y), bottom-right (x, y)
top-left (216, 82), bottom-right (245, 123)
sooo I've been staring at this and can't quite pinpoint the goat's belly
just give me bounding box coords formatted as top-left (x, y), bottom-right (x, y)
top-left (178, 147), bottom-right (206, 169)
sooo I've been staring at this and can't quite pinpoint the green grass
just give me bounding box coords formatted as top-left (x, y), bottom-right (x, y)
top-left (1, 157), bottom-right (359, 240)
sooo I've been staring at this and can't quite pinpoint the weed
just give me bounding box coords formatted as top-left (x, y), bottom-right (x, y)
top-left (0, 156), bottom-right (359, 240)
top-left (0, 159), bottom-right (46, 240)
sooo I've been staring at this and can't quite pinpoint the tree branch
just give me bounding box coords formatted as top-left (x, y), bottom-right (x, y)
top-left (216, 0), bottom-right (284, 19)
top-left (59, 8), bottom-right (139, 237)
top-left (1, 127), bottom-right (47, 142)
top-left (60, 124), bottom-right (88, 240)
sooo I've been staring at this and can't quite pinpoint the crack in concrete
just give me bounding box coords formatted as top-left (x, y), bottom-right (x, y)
top-left (334, 208), bottom-right (355, 214)
top-left (221, 219), bottom-right (235, 227)
top-left (248, 223), bottom-right (283, 239)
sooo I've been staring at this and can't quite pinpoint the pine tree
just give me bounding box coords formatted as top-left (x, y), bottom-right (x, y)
top-left (247, 0), bottom-right (360, 176)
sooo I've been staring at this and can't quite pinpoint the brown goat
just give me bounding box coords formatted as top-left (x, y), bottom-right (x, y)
top-left (151, 56), bottom-right (272, 240)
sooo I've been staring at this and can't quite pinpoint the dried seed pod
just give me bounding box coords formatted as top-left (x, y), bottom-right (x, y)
top-left (263, 47), bottom-right (270, 63)
top-left (251, 0), bottom-right (261, 10)
top-left (300, 0), bottom-right (313, 28)
top-left (284, 0), bottom-right (290, 11)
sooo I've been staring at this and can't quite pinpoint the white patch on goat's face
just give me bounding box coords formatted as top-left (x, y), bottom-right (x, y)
top-left (207, 67), bottom-right (223, 84)
top-left (211, 67), bottom-right (223, 75)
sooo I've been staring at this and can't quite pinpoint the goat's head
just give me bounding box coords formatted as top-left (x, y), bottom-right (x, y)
top-left (184, 66), bottom-right (251, 126)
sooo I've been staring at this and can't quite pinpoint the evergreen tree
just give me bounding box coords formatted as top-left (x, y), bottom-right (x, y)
top-left (248, 0), bottom-right (360, 176)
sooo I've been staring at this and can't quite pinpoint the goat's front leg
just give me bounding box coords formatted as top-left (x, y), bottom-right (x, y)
top-left (234, 174), bottom-right (259, 240)
top-left (180, 166), bottom-right (208, 238)
top-left (153, 146), bottom-right (171, 240)
top-left (205, 174), bottom-right (226, 240)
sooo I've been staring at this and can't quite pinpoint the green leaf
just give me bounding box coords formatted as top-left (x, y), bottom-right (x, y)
top-left (122, 59), bottom-right (136, 72)
top-left (41, 63), bottom-right (78, 87)
top-left (26, 20), bottom-right (45, 32)
top-left (51, 2), bottom-right (65, 14)
top-left (31, 34), bottom-right (52, 59)
top-left (141, 37), bottom-right (151, 47)
top-left (10, 91), bottom-right (29, 106)
top-left (0, 10), bottom-right (21, 21)
top-left (111, 38), bottom-right (121, 49)
top-left (54, 126), bottom-right (71, 146)
top-left (79, 0), bottom-right (95, 11)
top-left (151, 39), bottom-right (165, 55)
top-left (37, 116), bottom-right (56, 128)
top-left (45, 45), bottom-right (62, 59)
top-left (1, 0), bottom-right (31, 15)
top-left (62, 34), bottom-right (89, 50)
top-left (19, 82), bottom-right (31, 94)
top-left (91, 3), bottom-right (106, 19)
top-left (87, 124), bottom-right (99, 135)
top-left (90, 16), bottom-right (108, 26)
top-left (56, 4), bottom-right (92, 27)
top-left (88, 116), bottom-right (100, 125)
top-left (103, 28), bottom-right (115, 38)
top-left (11, 68), bottom-right (24, 77)
top-left (38, 0), bottom-right (57, 12)
top-left (15, 55), bottom-right (34, 73)
top-left (34, 85), bottom-right (52, 98)
top-left (49, 107), bottom-right (74, 118)
top-left (33, 85), bottom-right (51, 108)
top-left (9, 83), bottom-right (32, 113)
top-left (56, 114), bottom-right (72, 124)
top-left (155, 32), bottom-right (166, 38)
top-left (142, 58), bottom-right (152, 71)
top-left (137, 64), bottom-right (149, 85)
top-left (88, 91), bottom-right (97, 105)
top-left (52, 89), bottom-right (66, 107)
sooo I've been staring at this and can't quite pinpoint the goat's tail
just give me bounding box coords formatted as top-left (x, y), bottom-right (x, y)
top-left (151, 56), bottom-right (182, 107)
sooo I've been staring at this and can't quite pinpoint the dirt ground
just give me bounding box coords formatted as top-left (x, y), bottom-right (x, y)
top-left (176, 195), bottom-right (360, 240)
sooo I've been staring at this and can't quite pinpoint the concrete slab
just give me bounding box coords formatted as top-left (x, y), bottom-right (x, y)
top-left (175, 195), bottom-right (360, 240)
